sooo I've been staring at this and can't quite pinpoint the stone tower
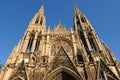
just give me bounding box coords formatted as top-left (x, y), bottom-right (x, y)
top-left (0, 5), bottom-right (120, 80)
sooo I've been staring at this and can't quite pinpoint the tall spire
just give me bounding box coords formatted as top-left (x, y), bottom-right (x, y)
top-left (73, 5), bottom-right (105, 63)
top-left (74, 4), bottom-right (82, 15)
top-left (38, 4), bottom-right (44, 15)
top-left (21, 5), bottom-right (46, 53)
top-left (29, 5), bottom-right (46, 29)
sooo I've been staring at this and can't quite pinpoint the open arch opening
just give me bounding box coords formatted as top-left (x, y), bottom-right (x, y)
top-left (44, 67), bottom-right (83, 80)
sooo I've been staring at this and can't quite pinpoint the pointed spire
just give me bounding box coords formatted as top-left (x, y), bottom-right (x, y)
top-left (74, 4), bottom-right (81, 15)
top-left (29, 5), bottom-right (45, 25)
top-left (38, 4), bottom-right (44, 15)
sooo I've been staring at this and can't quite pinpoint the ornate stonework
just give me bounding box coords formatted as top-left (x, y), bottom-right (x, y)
top-left (0, 5), bottom-right (120, 80)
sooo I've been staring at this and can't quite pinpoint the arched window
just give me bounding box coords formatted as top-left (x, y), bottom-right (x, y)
top-left (88, 33), bottom-right (97, 51)
top-left (76, 15), bottom-right (80, 25)
top-left (26, 33), bottom-right (35, 53)
top-left (35, 16), bottom-right (39, 24)
top-left (34, 36), bottom-right (41, 53)
top-left (79, 30), bottom-right (88, 52)
top-left (77, 48), bottom-right (84, 63)
top-left (40, 17), bottom-right (43, 25)
top-left (35, 16), bottom-right (43, 25)
top-left (81, 16), bottom-right (86, 23)
top-left (77, 54), bottom-right (84, 64)
top-left (44, 67), bottom-right (83, 80)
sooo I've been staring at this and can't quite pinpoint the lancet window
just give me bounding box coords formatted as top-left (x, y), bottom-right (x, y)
top-left (76, 16), bottom-right (80, 25)
top-left (40, 17), bottom-right (43, 25)
top-left (81, 16), bottom-right (86, 23)
top-left (88, 33), bottom-right (97, 51)
top-left (77, 48), bottom-right (84, 63)
top-left (77, 54), bottom-right (84, 63)
top-left (35, 16), bottom-right (39, 24)
top-left (79, 30), bottom-right (88, 52)
top-left (34, 36), bottom-right (41, 53)
top-left (26, 33), bottom-right (35, 53)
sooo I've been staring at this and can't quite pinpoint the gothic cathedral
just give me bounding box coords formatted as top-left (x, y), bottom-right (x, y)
top-left (0, 5), bottom-right (120, 80)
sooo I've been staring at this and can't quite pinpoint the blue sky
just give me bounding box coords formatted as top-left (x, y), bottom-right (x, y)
top-left (0, 0), bottom-right (120, 64)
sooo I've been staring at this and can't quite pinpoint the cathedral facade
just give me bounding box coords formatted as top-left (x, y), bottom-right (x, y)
top-left (0, 5), bottom-right (120, 80)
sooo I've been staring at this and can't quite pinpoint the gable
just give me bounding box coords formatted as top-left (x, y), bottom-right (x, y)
top-left (9, 61), bottom-right (27, 80)
top-left (99, 59), bottom-right (119, 80)
top-left (51, 46), bottom-right (80, 76)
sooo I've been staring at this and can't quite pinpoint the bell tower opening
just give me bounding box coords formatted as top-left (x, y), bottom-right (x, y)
top-left (40, 17), bottom-right (43, 25)
top-left (81, 16), bottom-right (86, 23)
top-left (26, 33), bottom-right (35, 53)
top-left (35, 16), bottom-right (39, 24)
top-left (88, 33), bottom-right (97, 51)
top-left (77, 48), bottom-right (84, 63)
top-left (34, 35), bottom-right (41, 53)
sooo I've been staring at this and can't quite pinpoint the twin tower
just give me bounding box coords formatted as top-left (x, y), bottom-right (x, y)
top-left (0, 5), bottom-right (120, 80)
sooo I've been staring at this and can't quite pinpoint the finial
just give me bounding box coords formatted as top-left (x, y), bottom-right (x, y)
top-left (38, 5), bottom-right (44, 15)
top-left (74, 3), bottom-right (77, 8)
top-left (74, 3), bottom-right (81, 15)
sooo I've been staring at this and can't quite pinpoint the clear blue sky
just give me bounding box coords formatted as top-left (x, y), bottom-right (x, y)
top-left (0, 0), bottom-right (120, 64)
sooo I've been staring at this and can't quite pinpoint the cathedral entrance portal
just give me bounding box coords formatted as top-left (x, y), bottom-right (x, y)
top-left (50, 71), bottom-right (76, 80)
top-left (44, 67), bottom-right (82, 80)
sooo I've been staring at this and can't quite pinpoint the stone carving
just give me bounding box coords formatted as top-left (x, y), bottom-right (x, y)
top-left (51, 39), bottom-right (73, 57)
top-left (9, 61), bottom-right (27, 80)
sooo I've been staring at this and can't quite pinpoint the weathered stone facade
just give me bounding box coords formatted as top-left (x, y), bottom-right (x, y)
top-left (0, 5), bottom-right (120, 80)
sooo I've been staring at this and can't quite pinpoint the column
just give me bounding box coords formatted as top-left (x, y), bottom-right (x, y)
top-left (21, 32), bottom-right (30, 53)
top-left (45, 34), bottom-right (50, 56)
top-left (41, 35), bottom-right (45, 56)
top-left (71, 29), bottom-right (77, 63)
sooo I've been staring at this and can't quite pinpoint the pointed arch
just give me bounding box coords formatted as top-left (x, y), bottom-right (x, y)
top-left (35, 16), bottom-right (40, 24)
top-left (34, 35), bottom-right (41, 53)
top-left (44, 67), bottom-right (83, 80)
top-left (88, 32), bottom-right (98, 51)
top-left (40, 17), bottom-right (43, 25)
top-left (79, 30), bottom-right (88, 52)
top-left (77, 48), bottom-right (84, 64)
top-left (76, 15), bottom-right (80, 25)
top-left (80, 15), bottom-right (87, 23)
top-left (26, 33), bottom-right (35, 53)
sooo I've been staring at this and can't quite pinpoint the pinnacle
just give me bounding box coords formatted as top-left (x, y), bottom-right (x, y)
top-left (74, 4), bottom-right (81, 15)
top-left (38, 4), bottom-right (44, 15)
